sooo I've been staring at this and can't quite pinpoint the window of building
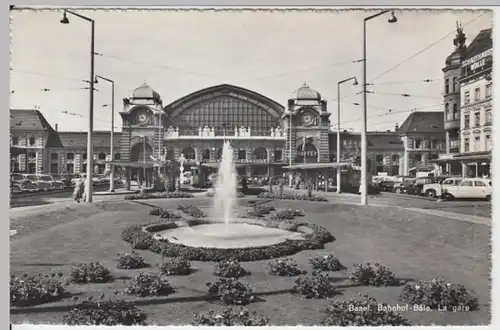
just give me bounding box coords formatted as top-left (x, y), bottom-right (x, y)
top-left (51, 152), bottom-right (58, 160)
top-left (66, 153), bottom-right (75, 160)
top-left (375, 154), bottom-right (383, 162)
top-left (50, 163), bottom-right (58, 174)
top-left (98, 153), bottom-right (106, 160)
top-left (445, 103), bottom-right (449, 119)
top-left (11, 136), bottom-right (18, 145)
top-left (474, 87), bottom-right (481, 102)
top-left (452, 77), bottom-right (457, 93)
top-left (28, 152), bottom-right (36, 158)
top-left (430, 154), bottom-right (439, 160)
top-left (66, 163), bottom-right (74, 173)
top-left (464, 91), bottom-right (470, 105)
top-left (274, 150), bottom-right (282, 162)
top-left (431, 139), bottom-right (439, 149)
top-left (444, 79), bottom-right (449, 94)
top-left (253, 147), bottom-right (268, 160)
top-left (486, 135), bottom-right (492, 150)
top-left (392, 154), bottom-right (399, 162)
top-left (474, 136), bottom-right (481, 151)
top-left (114, 153), bottom-right (121, 160)
top-left (453, 104), bottom-right (458, 120)
top-left (414, 154), bottom-right (422, 162)
top-left (485, 110), bottom-right (492, 125)
top-left (464, 138), bottom-right (470, 152)
top-left (486, 84), bottom-right (492, 98)
top-left (238, 149), bottom-right (246, 160)
top-left (83, 153), bottom-right (87, 160)
top-left (376, 166), bottom-right (384, 174)
top-left (464, 114), bottom-right (470, 129)
top-left (29, 137), bottom-right (35, 146)
top-left (414, 139), bottom-right (422, 149)
top-left (474, 112), bottom-right (480, 127)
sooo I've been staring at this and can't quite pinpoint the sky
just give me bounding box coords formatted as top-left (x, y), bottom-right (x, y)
top-left (9, 7), bottom-right (493, 133)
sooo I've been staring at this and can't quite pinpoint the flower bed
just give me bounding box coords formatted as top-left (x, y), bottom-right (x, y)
top-left (400, 278), bottom-right (479, 311)
top-left (125, 191), bottom-right (194, 200)
top-left (206, 191), bottom-right (245, 198)
top-left (63, 298), bottom-right (148, 325)
top-left (10, 273), bottom-right (66, 307)
top-left (214, 259), bottom-right (249, 278)
top-left (257, 192), bottom-right (328, 202)
top-left (350, 262), bottom-right (402, 287)
top-left (269, 208), bottom-right (304, 221)
top-left (69, 262), bottom-right (114, 284)
top-left (192, 307), bottom-right (270, 326)
top-left (293, 272), bottom-right (338, 299)
top-left (121, 219), bottom-right (334, 262)
top-left (177, 204), bottom-right (207, 218)
top-left (268, 258), bottom-right (305, 276)
top-left (206, 278), bottom-right (256, 305)
top-left (116, 252), bottom-right (148, 269)
top-left (148, 207), bottom-right (182, 220)
top-left (309, 254), bottom-right (345, 272)
top-left (125, 273), bottom-right (175, 297)
top-left (246, 205), bottom-right (276, 218)
top-left (160, 257), bottom-right (192, 276)
top-left (321, 295), bottom-right (410, 326)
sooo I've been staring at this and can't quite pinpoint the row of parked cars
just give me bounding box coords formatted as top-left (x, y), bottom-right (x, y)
top-left (374, 175), bottom-right (492, 200)
top-left (10, 173), bottom-right (123, 194)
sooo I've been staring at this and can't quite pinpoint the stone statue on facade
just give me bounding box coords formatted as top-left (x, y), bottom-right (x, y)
top-left (198, 127), bottom-right (202, 136)
top-left (210, 127), bottom-right (215, 137)
top-left (203, 126), bottom-right (210, 137)
top-left (275, 126), bottom-right (282, 137)
top-left (234, 127), bottom-right (238, 137)
top-left (247, 127), bottom-right (251, 136)
top-left (239, 126), bottom-right (246, 137)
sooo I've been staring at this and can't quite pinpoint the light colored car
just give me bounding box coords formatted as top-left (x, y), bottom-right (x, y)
top-left (23, 174), bottom-right (52, 191)
top-left (11, 173), bottom-right (38, 192)
top-left (442, 178), bottom-right (492, 201)
top-left (423, 177), bottom-right (462, 198)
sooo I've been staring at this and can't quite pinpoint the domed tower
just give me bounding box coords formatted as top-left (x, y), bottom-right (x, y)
top-left (442, 22), bottom-right (466, 161)
top-left (284, 83), bottom-right (330, 166)
top-left (119, 82), bottom-right (165, 171)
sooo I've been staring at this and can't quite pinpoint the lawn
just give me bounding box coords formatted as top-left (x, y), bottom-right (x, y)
top-left (10, 197), bottom-right (491, 326)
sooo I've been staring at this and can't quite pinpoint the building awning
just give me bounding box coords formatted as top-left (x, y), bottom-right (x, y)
top-left (451, 154), bottom-right (492, 162)
top-left (283, 162), bottom-right (353, 170)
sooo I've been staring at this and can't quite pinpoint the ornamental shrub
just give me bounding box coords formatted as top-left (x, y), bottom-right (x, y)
top-left (63, 297), bottom-right (147, 325)
top-left (270, 208), bottom-right (304, 221)
top-left (268, 258), bottom-right (305, 276)
top-left (321, 295), bottom-right (411, 326)
top-left (177, 204), bottom-right (207, 218)
top-left (160, 257), bottom-right (192, 276)
top-left (116, 252), bottom-right (148, 269)
top-left (206, 278), bottom-right (256, 305)
top-left (149, 207), bottom-right (163, 216)
top-left (400, 278), bottom-right (479, 311)
top-left (214, 259), bottom-right (248, 278)
top-left (193, 307), bottom-right (270, 326)
top-left (350, 262), bottom-right (401, 287)
top-left (125, 273), bottom-right (174, 297)
top-left (160, 209), bottom-right (182, 220)
top-left (70, 262), bottom-right (113, 284)
top-left (10, 273), bottom-right (65, 307)
top-left (246, 205), bottom-right (275, 218)
top-left (125, 191), bottom-right (194, 200)
top-left (309, 254), bottom-right (345, 272)
top-left (293, 272), bottom-right (338, 299)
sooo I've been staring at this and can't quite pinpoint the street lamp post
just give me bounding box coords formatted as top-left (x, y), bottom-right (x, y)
top-left (60, 9), bottom-right (95, 203)
top-left (361, 10), bottom-right (397, 206)
top-left (95, 75), bottom-right (115, 192)
top-left (288, 111), bottom-right (293, 188)
top-left (336, 76), bottom-right (358, 194)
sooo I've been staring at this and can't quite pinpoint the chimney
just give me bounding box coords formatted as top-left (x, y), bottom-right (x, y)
top-left (287, 99), bottom-right (294, 111)
top-left (395, 123), bottom-right (399, 131)
top-left (55, 123), bottom-right (58, 132)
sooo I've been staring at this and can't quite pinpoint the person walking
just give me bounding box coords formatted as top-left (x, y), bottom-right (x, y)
top-left (73, 177), bottom-right (85, 203)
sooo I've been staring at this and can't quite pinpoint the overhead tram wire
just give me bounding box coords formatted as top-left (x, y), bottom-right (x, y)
top-left (368, 12), bottom-right (488, 84)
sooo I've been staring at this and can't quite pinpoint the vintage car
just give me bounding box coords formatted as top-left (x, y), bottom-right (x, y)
top-left (441, 178), bottom-right (492, 201)
top-left (38, 174), bottom-right (65, 190)
top-left (10, 173), bottom-right (38, 192)
top-left (422, 177), bottom-right (461, 198)
top-left (23, 174), bottom-right (52, 191)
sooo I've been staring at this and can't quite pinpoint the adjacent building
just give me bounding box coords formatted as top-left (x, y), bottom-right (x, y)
top-left (398, 111), bottom-right (446, 176)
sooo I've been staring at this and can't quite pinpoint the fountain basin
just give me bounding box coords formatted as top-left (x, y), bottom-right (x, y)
top-left (155, 222), bottom-right (305, 249)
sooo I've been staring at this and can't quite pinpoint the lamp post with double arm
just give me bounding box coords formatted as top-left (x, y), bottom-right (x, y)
top-left (361, 10), bottom-right (397, 205)
top-left (60, 9), bottom-right (96, 202)
top-left (95, 75), bottom-right (115, 192)
top-left (336, 76), bottom-right (358, 194)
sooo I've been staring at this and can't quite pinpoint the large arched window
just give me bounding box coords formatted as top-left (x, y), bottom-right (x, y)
top-left (201, 149), bottom-right (210, 161)
top-left (253, 147), bottom-right (268, 160)
top-left (66, 152), bottom-right (75, 160)
top-left (98, 153), bottom-right (106, 160)
top-left (169, 96), bottom-right (281, 137)
top-left (181, 147), bottom-right (196, 160)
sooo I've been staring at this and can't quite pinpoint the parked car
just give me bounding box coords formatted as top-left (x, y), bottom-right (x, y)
top-left (392, 178), bottom-right (416, 194)
top-left (23, 174), bottom-right (52, 191)
top-left (441, 178), bottom-right (492, 201)
top-left (37, 174), bottom-right (65, 190)
top-left (10, 173), bottom-right (38, 192)
top-left (411, 176), bottom-right (441, 196)
top-left (422, 177), bottom-right (459, 198)
top-left (378, 180), bottom-right (395, 192)
top-left (50, 174), bottom-right (70, 189)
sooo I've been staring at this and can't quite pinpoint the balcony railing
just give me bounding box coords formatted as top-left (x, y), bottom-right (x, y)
top-left (164, 126), bottom-right (286, 139)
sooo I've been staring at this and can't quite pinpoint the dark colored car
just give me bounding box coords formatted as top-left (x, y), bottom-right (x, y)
top-left (378, 180), bottom-right (395, 192)
top-left (393, 178), bottom-right (416, 194)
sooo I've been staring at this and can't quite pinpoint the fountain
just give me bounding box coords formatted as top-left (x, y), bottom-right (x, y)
top-left (150, 140), bottom-right (307, 249)
top-left (212, 140), bottom-right (238, 224)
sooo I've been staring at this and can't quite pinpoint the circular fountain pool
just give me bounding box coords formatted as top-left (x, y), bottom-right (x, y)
top-left (155, 222), bottom-right (305, 249)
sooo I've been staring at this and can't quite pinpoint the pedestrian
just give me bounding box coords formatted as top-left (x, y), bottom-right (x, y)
top-left (73, 177), bottom-right (85, 203)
